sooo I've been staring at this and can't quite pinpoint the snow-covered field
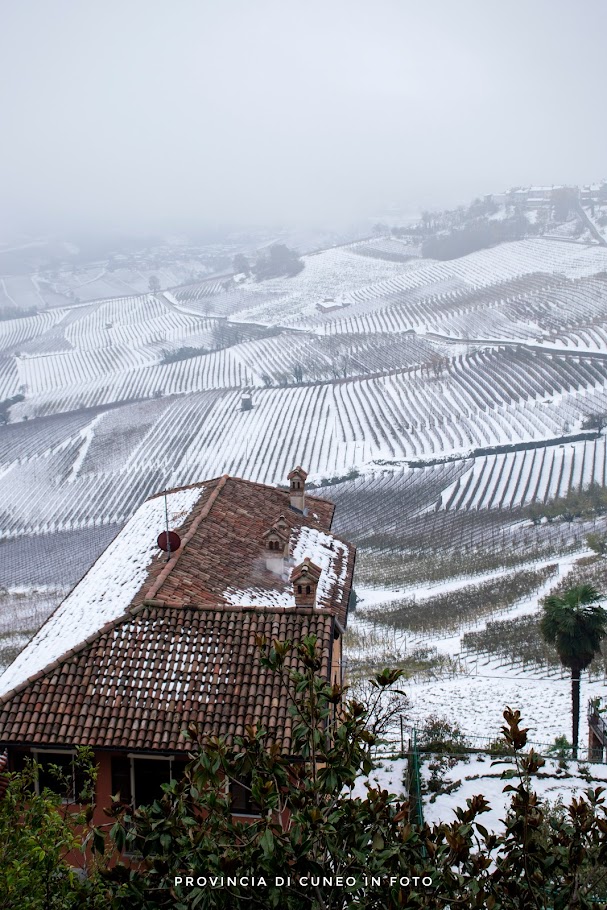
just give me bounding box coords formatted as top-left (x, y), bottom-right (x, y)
top-left (422, 755), bottom-right (607, 833)
top-left (4, 239), bottom-right (607, 417)
top-left (347, 548), bottom-right (607, 826)
top-left (346, 549), bottom-right (607, 748)
top-left (440, 435), bottom-right (607, 511)
top-left (3, 348), bottom-right (607, 538)
top-left (351, 752), bottom-right (607, 835)
top-left (177, 244), bottom-right (418, 326)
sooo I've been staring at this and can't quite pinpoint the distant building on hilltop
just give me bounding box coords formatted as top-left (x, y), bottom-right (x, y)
top-left (0, 468), bottom-right (355, 824)
top-left (527, 186), bottom-right (558, 206)
top-left (503, 185), bottom-right (580, 210)
top-left (581, 182), bottom-right (607, 206)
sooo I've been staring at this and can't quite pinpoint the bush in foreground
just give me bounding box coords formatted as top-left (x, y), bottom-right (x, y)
top-left (3, 637), bottom-right (607, 908)
top-left (98, 638), bottom-right (607, 909)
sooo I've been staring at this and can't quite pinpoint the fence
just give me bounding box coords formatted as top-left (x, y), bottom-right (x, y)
top-left (588, 700), bottom-right (607, 762)
top-left (406, 728), bottom-right (425, 827)
top-left (369, 721), bottom-right (425, 826)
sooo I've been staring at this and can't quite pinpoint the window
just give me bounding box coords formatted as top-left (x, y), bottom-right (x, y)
top-left (109, 755), bottom-right (189, 857)
top-left (230, 775), bottom-right (260, 816)
top-left (305, 584), bottom-right (311, 595)
top-left (111, 755), bottom-right (132, 805)
top-left (9, 749), bottom-right (33, 793)
top-left (118, 755), bottom-right (188, 808)
top-left (33, 750), bottom-right (87, 801)
top-left (9, 748), bottom-right (30, 773)
top-left (134, 758), bottom-right (172, 807)
top-left (297, 584), bottom-right (302, 594)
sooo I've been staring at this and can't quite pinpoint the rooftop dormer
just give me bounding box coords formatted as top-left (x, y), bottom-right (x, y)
top-left (287, 466), bottom-right (308, 512)
top-left (291, 558), bottom-right (322, 608)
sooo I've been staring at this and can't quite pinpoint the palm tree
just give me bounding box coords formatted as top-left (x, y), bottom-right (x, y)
top-left (540, 584), bottom-right (607, 758)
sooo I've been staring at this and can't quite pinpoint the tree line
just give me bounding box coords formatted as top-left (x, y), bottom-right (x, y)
top-left (421, 213), bottom-right (533, 261)
top-left (233, 244), bottom-right (304, 281)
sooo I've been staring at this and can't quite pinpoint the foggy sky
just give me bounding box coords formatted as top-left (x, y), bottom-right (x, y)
top-left (1, 0), bottom-right (606, 237)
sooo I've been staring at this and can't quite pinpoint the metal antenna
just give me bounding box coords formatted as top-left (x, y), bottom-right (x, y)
top-left (164, 493), bottom-right (171, 563)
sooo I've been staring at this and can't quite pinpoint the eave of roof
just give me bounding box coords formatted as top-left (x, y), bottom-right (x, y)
top-left (0, 605), bottom-right (336, 753)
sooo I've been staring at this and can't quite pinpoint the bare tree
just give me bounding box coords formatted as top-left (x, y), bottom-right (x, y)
top-left (582, 412), bottom-right (607, 435)
top-left (211, 321), bottom-right (239, 350)
top-left (347, 675), bottom-right (410, 745)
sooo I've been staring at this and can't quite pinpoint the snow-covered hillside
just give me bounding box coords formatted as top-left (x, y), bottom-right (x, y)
top-left (3, 344), bottom-right (607, 538)
top-left (3, 235), bottom-right (607, 541)
top-left (4, 230), bottom-right (607, 775)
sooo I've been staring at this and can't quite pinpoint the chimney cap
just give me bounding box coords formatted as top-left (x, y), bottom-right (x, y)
top-left (268, 514), bottom-right (290, 533)
top-left (291, 558), bottom-right (322, 584)
top-left (287, 466), bottom-right (308, 481)
top-left (262, 526), bottom-right (288, 545)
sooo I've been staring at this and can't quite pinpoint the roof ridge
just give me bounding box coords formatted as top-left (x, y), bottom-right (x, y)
top-left (133, 602), bottom-right (336, 616)
top-left (146, 474), bottom-right (225, 500)
top-left (142, 474), bottom-right (229, 603)
top-left (150, 473), bottom-right (336, 514)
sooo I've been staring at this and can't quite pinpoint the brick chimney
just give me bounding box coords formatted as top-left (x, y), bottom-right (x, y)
top-left (291, 558), bottom-right (322, 607)
top-left (287, 466), bottom-right (308, 512)
top-left (262, 523), bottom-right (289, 576)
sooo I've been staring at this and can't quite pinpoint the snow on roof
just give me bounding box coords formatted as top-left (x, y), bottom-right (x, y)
top-left (222, 586), bottom-right (294, 608)
top-left (222, 525), bottom-right (350, 610)
top-left (90, 621), bottom-right (232, 704)
top-left (292, 525), bottom-right (350, 607)
top-left (0, 486), bottom-right (204, 698)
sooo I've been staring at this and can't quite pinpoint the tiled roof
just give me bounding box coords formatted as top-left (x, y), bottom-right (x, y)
top-left (0, 606), bottom-right (335, 752)
top-left (132, 476), bottom-right (350, 621)
top-left (0, 472), bottom-right (354, 752)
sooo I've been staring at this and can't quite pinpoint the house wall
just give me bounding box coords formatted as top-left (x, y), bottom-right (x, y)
top-left (331, 631), bottom-right (343, 684)
top-left (93, 751), bottom-right (113, 827)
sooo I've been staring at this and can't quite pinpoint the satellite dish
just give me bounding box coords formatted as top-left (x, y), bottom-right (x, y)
top-left (157, 530), bottom-right (181, 553)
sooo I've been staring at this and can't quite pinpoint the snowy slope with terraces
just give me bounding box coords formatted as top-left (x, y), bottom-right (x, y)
top-left (3, 233), bottom-right (607, 549)
top-left (3, 346), bottom-right (607, 538)
top-left (4, 239), bottom-right (607, 422)
top-left (176, 238), bottom-right (607, 330)
top-left (173, 244), bottom-right (418, 323)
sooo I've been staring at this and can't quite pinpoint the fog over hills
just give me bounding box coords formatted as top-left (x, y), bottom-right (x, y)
top-left (1, 0), bottom-right (606, 237)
